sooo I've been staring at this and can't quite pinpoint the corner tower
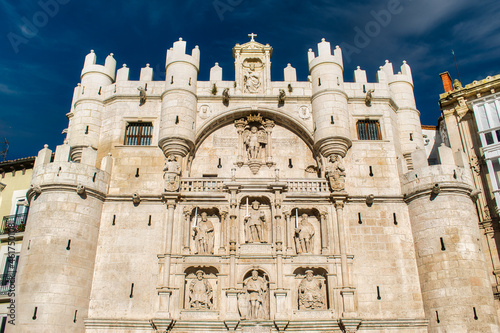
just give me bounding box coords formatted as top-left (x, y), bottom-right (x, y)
top-left (402, 146), bottom-right (499, 332)
top-left (308, 39), bottom-right (351, 158)
top-left (12, 143), bottom-right (112, 332)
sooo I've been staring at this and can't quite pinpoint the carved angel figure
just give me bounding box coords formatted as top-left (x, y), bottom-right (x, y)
top-left (243, 126), bottom-right (267, 160)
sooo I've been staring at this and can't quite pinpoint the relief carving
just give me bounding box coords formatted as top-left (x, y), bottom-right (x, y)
top-left (298, 270), bottom-right (326, 310)
top-left (326, 154), bottom-right (346, 191)
top-left (242, 58), bottom-right (263, 94)
top-left (163, 155), bottom-right (181, 192)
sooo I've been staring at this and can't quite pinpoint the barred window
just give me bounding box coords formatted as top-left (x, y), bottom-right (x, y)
top-left (124, 122), bottom-right (153, 145)
top-left (357, 120), bottom-right (381, 140)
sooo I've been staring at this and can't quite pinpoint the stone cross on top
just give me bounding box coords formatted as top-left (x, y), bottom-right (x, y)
top-left (248, 33), bottom-right (257, 42)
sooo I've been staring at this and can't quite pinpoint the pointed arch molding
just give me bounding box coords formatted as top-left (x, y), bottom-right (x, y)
top-left (194, 107), bottom-right (315, 155)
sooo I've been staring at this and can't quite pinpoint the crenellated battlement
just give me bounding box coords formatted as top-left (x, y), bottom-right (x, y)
top-left (29, 143), bottom-right (111, 200)
top-left (166, 38), bottom-right (200, 71)
top-left (377, 60), bottom-right (413, 86)
top-left (308, 38), bottom-right (343, 72)
top-left (81, 50), bottom-right (116, 84)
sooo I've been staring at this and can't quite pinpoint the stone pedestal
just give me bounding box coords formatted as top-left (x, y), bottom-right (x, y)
top-left (239, 243), bottom-right (273, 256)
top-left (273, 289), bottom-right (288, 320)
top-left (156, 288), bottom-right (173, 318)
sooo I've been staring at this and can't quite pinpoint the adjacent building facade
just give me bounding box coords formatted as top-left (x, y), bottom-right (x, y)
top-left (0, 157), bottom-right (34, 332)
top-left (11, 37), bottom-right (500, 332)
top-left (439, 72), bottom-right (500, 306)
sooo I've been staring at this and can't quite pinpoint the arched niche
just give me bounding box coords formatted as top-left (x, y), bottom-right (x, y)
top-left (189, 109), bottom-right (319, 178)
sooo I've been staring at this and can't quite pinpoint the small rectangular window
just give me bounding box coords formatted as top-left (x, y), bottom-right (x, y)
top-left (124, 122), bottom-right (153, 146)
top-left (357, 120), bottom-right (381, 140)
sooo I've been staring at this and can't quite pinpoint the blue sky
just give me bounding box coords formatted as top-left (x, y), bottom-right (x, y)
top-left (1, 0), bottom-right (499, 160)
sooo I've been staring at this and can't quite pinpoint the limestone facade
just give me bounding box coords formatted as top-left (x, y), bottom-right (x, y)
top-left (11, 37), bottom-right (500, 332)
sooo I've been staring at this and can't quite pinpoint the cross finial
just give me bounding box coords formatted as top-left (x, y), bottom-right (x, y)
top-left (248, 33), bottom-right (257, 42)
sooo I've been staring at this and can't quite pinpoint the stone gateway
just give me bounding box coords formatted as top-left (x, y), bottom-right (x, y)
top-left (11, 36), bottom-right (500, 333)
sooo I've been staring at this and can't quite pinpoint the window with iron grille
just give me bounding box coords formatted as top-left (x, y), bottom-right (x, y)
top-left (357, 120), bottom-right (381, 140)
top-left (124, 122), bottom-right (153, 145)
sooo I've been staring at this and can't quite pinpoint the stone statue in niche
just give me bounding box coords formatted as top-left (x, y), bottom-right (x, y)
top-left (244, 69), bottom-right (261, 93)
top-left (295, 214), bottom-right (315, 254)
top-left (298, 270), bottom-right (326, 310)
top-left (189, 270), bottom-right (213, 309)
top-left (244, 201), bottom-right (266, 243)
top-left (325, 154), bottom-right (346, 191)
top-left (244, 126), bottom-right (267, 160)
top-left (238, 270), bottom-right (269, 320)
top-left (163, 155), bottom-right (181, 192)
top-left (193, 212), bottom-right (214, 254)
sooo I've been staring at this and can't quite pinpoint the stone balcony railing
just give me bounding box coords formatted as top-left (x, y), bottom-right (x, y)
top-left (179, 178), bottom-right (329, 194)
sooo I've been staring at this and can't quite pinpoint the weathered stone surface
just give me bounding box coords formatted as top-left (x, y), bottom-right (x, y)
top-left (11, 37), bottom-right (500, 333)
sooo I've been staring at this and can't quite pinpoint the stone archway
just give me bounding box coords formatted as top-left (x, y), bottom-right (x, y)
top-left (188, 107), bottom-right (318, 178)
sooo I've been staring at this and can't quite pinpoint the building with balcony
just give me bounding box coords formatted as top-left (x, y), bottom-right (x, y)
top-left (439, 72), bottom-right (500, 308)
top-left (10, 37), bottom-right (500, 332)
top-left (0, 156), bottom-right (34, 331)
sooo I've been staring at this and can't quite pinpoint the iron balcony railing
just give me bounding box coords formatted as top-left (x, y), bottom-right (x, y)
top-left (0, 274), bottom-right (16, 295)
top-left (1, 213), bottom-right (28, 234)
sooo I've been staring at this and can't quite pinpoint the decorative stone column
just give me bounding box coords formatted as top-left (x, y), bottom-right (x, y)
top-left (163, 200), bottom-right (176, 286)
top-left (284, 211), bottom-right (294, 255)
top-left (320, 212), bottom-right (328, 254)
top-left (234, 119), bottom-right (247, 167)
top-left (333, 197), bottom-right (357, 317)
top-left (219, 211), bottom-right (228, 254)
top-left (264, 119), bottom-right (275, 167)
top-left (157, 193), bottom-right (178, 317)
top-left (183, 208), bottom-right (191, 254)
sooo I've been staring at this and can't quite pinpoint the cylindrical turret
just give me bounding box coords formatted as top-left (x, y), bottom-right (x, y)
top-left (381, 60), bottom-right (424, 166)
top-left (11, 144), bottom-right (111, 333)
top-left (67, 51), bottom-right (116, 161)
top-left (158, 38), bottom-right (200, 157)
top-left (308, 39), bottom-right (351, 158)
top-left (403, 156), bottom-right (499, 332)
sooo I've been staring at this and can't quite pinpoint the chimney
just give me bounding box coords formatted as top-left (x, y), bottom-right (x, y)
top-left (440, 72), bottom-right (453, 93)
